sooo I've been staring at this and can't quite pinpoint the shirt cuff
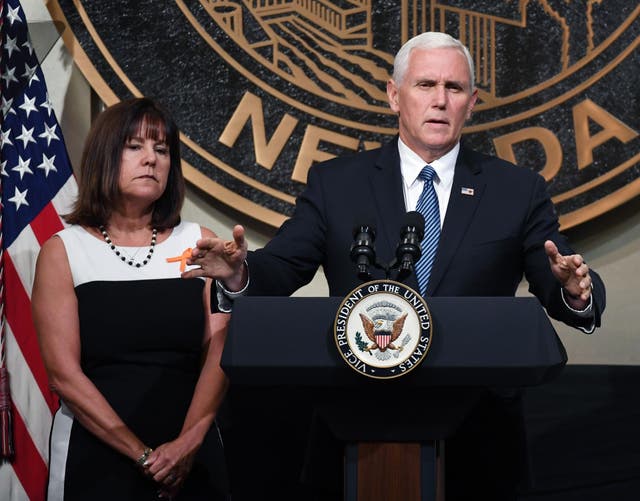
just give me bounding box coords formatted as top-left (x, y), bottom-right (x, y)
top-left (561, 285), bottom-right (596, 334)
top-left (214, 261), bottom-right (249, 313)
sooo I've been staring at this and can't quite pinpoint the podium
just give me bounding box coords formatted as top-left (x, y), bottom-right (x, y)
top-left (222, 296), bottom-right (567, 501)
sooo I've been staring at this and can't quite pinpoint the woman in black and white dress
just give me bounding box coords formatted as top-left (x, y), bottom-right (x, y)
top-left (32, 98), bottom-right (233, 500)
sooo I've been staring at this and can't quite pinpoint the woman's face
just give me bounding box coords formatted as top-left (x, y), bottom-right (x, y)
top-left (117, 121), bottom-right (171, 207)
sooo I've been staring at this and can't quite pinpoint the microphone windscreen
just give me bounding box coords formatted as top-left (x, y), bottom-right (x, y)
top-left (352, 217), bottom-right (376, 238)
top-left (403, 211), bottom-right (425, 235)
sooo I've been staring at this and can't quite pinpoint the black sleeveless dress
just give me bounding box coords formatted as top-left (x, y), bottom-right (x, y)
top-left (47, 222), bottom-right (229, 501)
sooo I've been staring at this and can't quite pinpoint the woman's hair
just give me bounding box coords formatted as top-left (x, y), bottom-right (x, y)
top-left (393, 31), bottom-right (475, 91)
top-left (65, 97), bottom-right (184, 230)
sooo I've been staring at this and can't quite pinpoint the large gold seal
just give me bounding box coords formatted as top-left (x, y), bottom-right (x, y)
top-left (49, 2), bottom-right (639, 229)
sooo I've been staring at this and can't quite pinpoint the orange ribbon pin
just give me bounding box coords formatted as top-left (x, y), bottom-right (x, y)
top-left (166, 248), bottom-right (192, 272)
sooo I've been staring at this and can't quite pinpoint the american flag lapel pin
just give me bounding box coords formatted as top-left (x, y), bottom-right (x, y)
top-left (461, 187), bottom-right (475, 196)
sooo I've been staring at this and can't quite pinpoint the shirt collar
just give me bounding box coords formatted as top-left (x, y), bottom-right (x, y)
top-left (398, 138), bottom-right (460, 191)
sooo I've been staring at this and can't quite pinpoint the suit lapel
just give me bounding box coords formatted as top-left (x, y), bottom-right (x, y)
top-left (368, 141), bottom-right (407, 261)
top-left (427, 147), bottom-right (485, 295)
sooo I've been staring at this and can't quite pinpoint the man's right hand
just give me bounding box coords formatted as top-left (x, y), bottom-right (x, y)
top-left (182, 225), bottom-right (248, 291)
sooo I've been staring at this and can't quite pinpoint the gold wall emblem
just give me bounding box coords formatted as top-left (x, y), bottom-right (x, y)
top-left (48, 1), bottom-right (639, 229)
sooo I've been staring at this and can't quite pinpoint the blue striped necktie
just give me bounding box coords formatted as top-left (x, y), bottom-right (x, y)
top-left (414, 165), bottom-right (440, 296)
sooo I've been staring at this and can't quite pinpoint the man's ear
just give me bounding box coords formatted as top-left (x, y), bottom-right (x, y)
top-left (466, 88), bottom-right (479, 119)
top-left (387, 79), bottom-right (400, 113)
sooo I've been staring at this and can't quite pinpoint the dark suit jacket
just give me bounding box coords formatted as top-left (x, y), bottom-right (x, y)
top-left (247, 139), bottom-right (605, 332)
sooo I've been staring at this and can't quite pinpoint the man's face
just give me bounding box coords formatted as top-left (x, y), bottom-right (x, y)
top-left (387, 47), bottom-right (478, 163)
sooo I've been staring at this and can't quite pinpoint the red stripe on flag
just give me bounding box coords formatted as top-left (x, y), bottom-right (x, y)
top-left (10, 401), bottom-right (49, 501)
top-left (30, 202), bottom-right (65, 246)
top-left (4, 254), bottom-right (58, 412)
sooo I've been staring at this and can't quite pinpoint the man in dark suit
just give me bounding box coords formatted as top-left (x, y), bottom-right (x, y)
top-left (186, 32), bottom-right (605, 499)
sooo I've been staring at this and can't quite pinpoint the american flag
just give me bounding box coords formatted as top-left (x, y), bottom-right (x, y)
top-left (1, 0), bottom-right (78, 499)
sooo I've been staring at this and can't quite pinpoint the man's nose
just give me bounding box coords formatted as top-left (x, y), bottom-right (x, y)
top-left (433, 84), bottom-right (447, 108)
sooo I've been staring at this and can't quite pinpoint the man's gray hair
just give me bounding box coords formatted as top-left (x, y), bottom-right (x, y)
top-left (393, 32), bottom-right (475, 91)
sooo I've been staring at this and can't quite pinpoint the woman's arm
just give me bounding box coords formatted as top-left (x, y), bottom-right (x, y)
top-left (145, 227), bottom-right (230, 490)
top-left (32, 236), bottom-right (149, 463)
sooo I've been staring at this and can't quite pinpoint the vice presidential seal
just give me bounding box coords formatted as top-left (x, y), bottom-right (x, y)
top-left (334, 280), bottom-right (432, 379)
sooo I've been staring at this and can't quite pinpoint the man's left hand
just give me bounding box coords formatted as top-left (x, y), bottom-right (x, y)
top-left (545, 240), bottom-right (592, 308)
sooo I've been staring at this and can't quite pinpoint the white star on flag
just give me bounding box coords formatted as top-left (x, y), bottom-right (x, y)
top-left (4, 35), bottom-right (19, 57)
top-left (38, 153), bottom-right (58, 177)
top-left (6, 5), bottom-right (22, 25)
top-left (2, 96), bottom-right (17, 116)
top-left (12, 155), bottom-right (33, 179)
top-left (39, 122), bottom-right (59, 146)
top-left (7, 186), bottom-right (30, 210)
top-left (40, 94), bottom-right (54, 116)
top-left (1, 128), bottom-right (13, 147)
top-left (18, 94), bottom-right (37, 118)
top-left (22, 63), bottom-right (40, 85)
top-left (1, 65), bottom-right (19, 87)
top-left (15, 123), bottom-right (36, 147)
top-left (22, 38), bottom-right (34, 55)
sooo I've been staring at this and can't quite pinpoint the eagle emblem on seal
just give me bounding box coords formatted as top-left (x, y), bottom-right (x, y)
top-left (359, 312), bottom-right (407, 353)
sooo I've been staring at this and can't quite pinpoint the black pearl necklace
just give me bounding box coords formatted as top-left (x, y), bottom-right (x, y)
top-left (99, 226), bottom-right (157, 268)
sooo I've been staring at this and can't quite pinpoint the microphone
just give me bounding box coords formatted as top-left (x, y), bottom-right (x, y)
top-left (395, 211), bottom-right (425, 280)
top-left (350, 222), bottom-right (377, 281)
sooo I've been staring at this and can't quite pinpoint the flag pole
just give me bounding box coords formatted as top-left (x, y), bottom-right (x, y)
top-left (0, 0), bottom-right (16, 461)
top-left (1, 206), bottom-right (16, 460)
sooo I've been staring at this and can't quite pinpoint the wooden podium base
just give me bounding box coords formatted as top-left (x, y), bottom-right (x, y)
top-left (345, 441), bottom-right (445, 501)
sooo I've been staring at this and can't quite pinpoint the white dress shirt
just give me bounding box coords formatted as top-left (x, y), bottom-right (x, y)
top-left (398, 138), bottom-right (459, 227)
